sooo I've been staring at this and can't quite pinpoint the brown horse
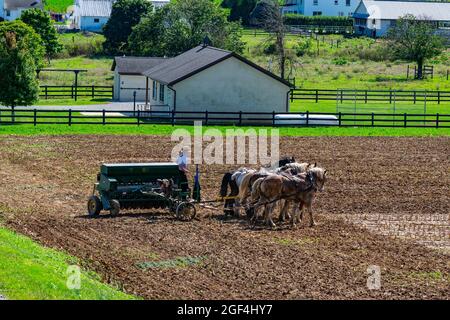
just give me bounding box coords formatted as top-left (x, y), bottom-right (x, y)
top-left (250, 167), bottom-right (327, 228)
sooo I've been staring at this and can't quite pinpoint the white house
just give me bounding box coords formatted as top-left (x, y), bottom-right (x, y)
top-left (353, 0), bottom-right (450, 37)
top-left (73, 0), bottom-right (112, 32)
top-left (73, 0), bottom-right (170, 32)
top-left (0, 0), bottom-right (43, 21)
top-left (112, 45), bottom-right (292, 116)
top-left (282, 0), bottom-right (357, 17)
top-left (112, 56), bottom-right (169, 101)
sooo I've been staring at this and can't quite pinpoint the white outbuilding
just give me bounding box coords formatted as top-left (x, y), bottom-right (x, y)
top-left (353, 0), bottom-right (450, 37)
top-left (112, 45), bottom-right (293, 115)
top-left (73, 0), bottom-right (112, 32)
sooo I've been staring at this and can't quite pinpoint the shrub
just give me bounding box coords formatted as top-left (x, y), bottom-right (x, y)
top-left (333, 57), bottom-right (347, 65)
top-left (263, 42), bottom-right (277, 55)
top-left (295, 39), bottom-right (312, 56)
top-left (284, 14), bottom-right (353, 27)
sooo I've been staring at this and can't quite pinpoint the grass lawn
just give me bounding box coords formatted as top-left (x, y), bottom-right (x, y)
top-left (0, 226), bottom-right (136, 300)
top-left (34, 98), bottom-right (112, 106)
top-left (41, 56), bottom-right (113, 87)
top-left (241, 33), bottom-right (450, 91)
top-left (44, 0), bottom-right (74, 13)
top-left (0, 123), bottom-right (448, 136)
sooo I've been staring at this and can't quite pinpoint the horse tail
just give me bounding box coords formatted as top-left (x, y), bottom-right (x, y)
top-left (220, 172), bottom-right (232, 197)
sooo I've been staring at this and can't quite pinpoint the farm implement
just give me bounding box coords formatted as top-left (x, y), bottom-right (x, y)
top-left (87, 163), bottom-right (198, 221)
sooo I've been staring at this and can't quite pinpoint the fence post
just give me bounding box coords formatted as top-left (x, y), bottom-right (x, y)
top-left (436, 113), bottom-right (439, 128)
top-left (414, 91), bottom-right (416, 104)
top-left (239, 111), bottom-right (242, 126)
top-left (92, 85), bottom-right (94, 98)
top-left (338, 112), bottom-right (342, 126)
top-left (137, 109), bottom-right (140, 126)
top-left (437, 91), bottom-right (440, 105)
top-left (205, 110), bottom-right (208, 126)
top-left (45, 86), bottom-right (48, 100)
top-left (389, 90), bottom-right (392, 104)
top-left (404, 113), bottom-right (407, 128)
top-left (34, 109), bottom-right (37, 126)
top-left (371, 112), bottom-right (374, 127)
top-left (171, 110), bottom-right (175, 126)
top-left (68, 109), bottom-right (72, 126)
top-left (290, 89), bottom-right (294, 103)
top-left (306, 110), bottom-right (309, 127)
top-left (133, 91), bottom-right (136, 116)
top-left (365, 90), bottom-right (367, 104)
top-left (11, 106), bottom-right (15, 123)
top-left (315, 90), bottom-right (318, 103)
top-left (272, 111), bottom-right (275, 126)
top-left (340, 90), bottom-right (343, 104)
top-left (103, 109), bottom-right (106, 125)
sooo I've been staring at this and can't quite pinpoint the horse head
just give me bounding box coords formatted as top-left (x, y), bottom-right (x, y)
top-left (307, 167), bottom-right (327, 192)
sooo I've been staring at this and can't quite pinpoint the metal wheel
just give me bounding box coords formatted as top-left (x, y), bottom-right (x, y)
top-left (87, 195), bottom-right (102, 217)
top-left (176, 202), bottom-right (196, 221)
top-left (110, 199), bottom-right (120, 216)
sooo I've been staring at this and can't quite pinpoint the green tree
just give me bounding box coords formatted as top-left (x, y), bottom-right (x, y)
top-left (221, 0), bottom-right (258, 26)
top-left (129, 0), bottom-right (244, 57)
top-left (0, 20), bottom-right (45, 68)
top-left (0, 28), bottom-right (41, 107)
top-left (251, 0), bottom-right (287, 79)
top-left (386, 15), bottom-right (444, 80)
top-left (103, 0), bottom-right (154, 55)
top-left (20, 8), bottom-right (62, 61)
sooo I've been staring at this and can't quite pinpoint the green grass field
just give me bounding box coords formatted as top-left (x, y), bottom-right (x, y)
top-left (0, 226), bottom-right (136, 300)
top-left (44, 0), bottom-right (74, 13)
top-left (0, 123), bottom-right (448, 136)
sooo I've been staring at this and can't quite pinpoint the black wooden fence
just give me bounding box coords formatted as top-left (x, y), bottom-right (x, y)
top-left (39, 85), bottom-right (114, 100)
top-left (0, 108), bottom-right (448, 128)
top-left (290, 89), bottom-right (450, 104)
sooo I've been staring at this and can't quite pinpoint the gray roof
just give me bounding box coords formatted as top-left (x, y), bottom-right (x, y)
top-left (142, 46), bottom-right (232, 85)
top-left (142, 45), bottom-right (292, 87)
top-left (354, 1), bottom-right (450, 21)
top-left (4, 0), bottom-right (43, 10)
top-left (112, 56), bottom-right (169, 75)
top-left (78, 0), bottom-right (113, 17)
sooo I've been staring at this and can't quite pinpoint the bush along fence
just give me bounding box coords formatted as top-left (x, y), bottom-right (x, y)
top-left (291, 89), bottom-right (450, 104)
top-left (39, 85), bottom-right (114, 100)
top-left (0, 108), bottom-right (448, 128)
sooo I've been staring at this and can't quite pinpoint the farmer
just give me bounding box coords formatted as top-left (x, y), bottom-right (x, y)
top-left (176, 149), bottom-right (189, 191)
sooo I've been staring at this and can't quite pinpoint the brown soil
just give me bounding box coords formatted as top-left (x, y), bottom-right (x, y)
top-left (0, 135), bottom-right (449, 299)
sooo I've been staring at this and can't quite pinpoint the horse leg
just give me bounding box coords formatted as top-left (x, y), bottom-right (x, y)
top-left (307, 203), bottom-right (316, 227)
top-left (290, 202), bottom-right (299, 228)
top-left (299, 202), bottom-right (304, 223)
top-left (264, 202), bottom-right (276, 229)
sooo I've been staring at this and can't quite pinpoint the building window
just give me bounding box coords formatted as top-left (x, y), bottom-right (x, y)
top-left (159, 84), bottom-right (165, 102)
top-left (6, 10), bottom-right (10, 17)
top-left (313, 11), bottom-right (322, 16)
top-left (335, 0), bottom-right (338, 5)
top-left (313, 0), bottom-right (318, 5)
top-left (94, 18), bottom-right (100, 23)
top-left (346, 0), bottom-right (351, 6)
top-left (152, 81), bottom-right (157, 100)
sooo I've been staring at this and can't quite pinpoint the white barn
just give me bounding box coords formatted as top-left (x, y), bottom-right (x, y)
top-left (73, 0), bottom-right (112, 32)
top-left (112, 45), bottom-right (292, 115)
top-left (353, 0), bottom-right (450, 37)
top-left (282, 0), bottom-right (357, 17)
top-left (0, 0), bottom-right (43, 21)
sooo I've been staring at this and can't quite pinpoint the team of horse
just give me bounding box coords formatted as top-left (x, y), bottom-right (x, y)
top-left (220, 157), bottom-right (327, 229)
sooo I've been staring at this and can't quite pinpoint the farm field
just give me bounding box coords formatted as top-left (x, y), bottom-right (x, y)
top-left (0, 135), bottom-right (448, 299)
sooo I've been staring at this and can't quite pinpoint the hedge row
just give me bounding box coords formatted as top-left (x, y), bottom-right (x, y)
top-left (284, 14), bottom-right (353, 27)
